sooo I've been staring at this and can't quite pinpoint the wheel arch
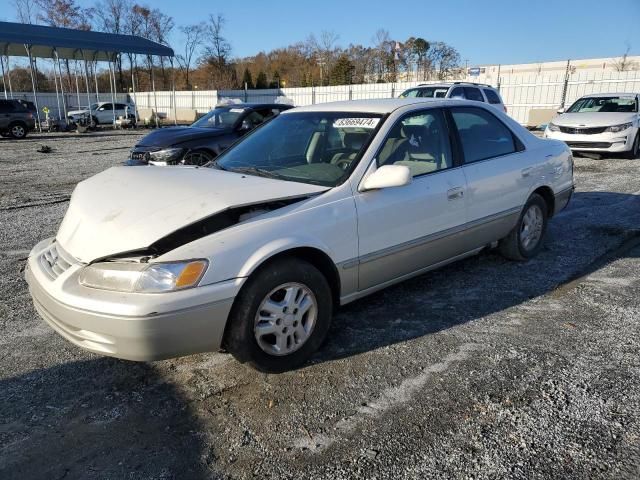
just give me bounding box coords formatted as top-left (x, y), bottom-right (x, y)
top-left (240, 245), bottom-right (341, 311)
top-left (531, 185), bottom-right (555, 218)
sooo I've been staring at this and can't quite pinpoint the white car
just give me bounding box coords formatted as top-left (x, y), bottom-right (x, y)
top-left (544, 93), bottom-right (640, 158)
top-left (67, 101), bottom-right (136, 125)
top-left (399, 82), bottom-right (507, 113)
top-left (26, 99), bottom-right (574, 372)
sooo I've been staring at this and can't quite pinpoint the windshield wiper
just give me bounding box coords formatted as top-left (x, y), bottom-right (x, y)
top-left (229, 166), bottom-right (285, 180)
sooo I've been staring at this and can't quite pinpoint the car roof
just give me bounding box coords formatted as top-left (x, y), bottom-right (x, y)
top-left (284, 98), bottom-right (480, 115)
top-left (410, 82), bottom-right (496, 89)
top-left (218, 103), bottom-right (292, 110)
top-left (580, 92), bottom-right (638, 98)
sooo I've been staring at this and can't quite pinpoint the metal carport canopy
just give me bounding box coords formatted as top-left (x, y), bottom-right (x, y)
top-left (0, 21), bottom-right (174, 60)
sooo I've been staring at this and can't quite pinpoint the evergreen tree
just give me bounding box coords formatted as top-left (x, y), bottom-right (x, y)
top-left (255, 71), bottom-right (268, 89)
top-left (329, 54), bottom-right (355, 85)
top-left (269, 70), bottom-right (281, 88)
top-left (242, 68), bottom-right (254, 89)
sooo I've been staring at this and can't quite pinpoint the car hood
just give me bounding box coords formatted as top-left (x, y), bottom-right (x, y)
top-left (56, 166), bottom-right (328, 263)
top-left (552, 112), bottom-right (636, 127)
top-left (136, 127), bottom-right (230, 147)
top-left (67, 109), bottom-right (89, 116)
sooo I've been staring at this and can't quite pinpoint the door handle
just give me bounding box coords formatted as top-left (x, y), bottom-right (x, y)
top-left (447, 187), bottom-right (464, 200)
top-left (521, 167), bottom-right (534, 178)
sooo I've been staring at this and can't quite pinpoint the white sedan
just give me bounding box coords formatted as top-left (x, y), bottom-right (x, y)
top-left (26, 99), bottom-right (574, 372)
top-left (544, 93), bottom-right (640, 158)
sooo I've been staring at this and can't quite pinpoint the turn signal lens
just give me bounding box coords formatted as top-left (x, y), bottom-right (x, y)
top-left (176, 260), bottom-right (208, 288)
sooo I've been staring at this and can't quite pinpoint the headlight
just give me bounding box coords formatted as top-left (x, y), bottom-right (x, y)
top-left (148, 147), bottom-right (185, 162)
top-left (547, 122), bottom-right (560, 132)
top-left (606, 122), bottom-right (633, 133)
top-left (79, 259), bottom-right (208, 293)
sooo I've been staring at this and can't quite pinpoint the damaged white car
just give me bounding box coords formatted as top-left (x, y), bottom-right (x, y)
top-left (26, 99), bottom-right (574, 372)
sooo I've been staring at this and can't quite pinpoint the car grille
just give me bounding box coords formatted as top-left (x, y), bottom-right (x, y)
top-left (566, 141), bottom-right (612, 149)
top-left (39, 242), bottom-right (76, 280)
top-left (559, 126), bottom-right (607, 135)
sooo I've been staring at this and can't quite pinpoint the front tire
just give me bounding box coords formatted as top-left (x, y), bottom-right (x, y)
top-left (499, 193), bottom-right (548, 261)
top-left (625, 132), bottom-right (639, 159)
top-left (224, 258), bottom-right (333, 373)
top-left (181, 149), bottom-right (215, 166)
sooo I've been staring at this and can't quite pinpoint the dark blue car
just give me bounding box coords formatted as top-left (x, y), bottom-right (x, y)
top-left (127, 103), bottom-right (293, 166)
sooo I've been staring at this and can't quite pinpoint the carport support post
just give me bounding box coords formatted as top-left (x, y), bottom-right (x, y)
top-left (169, 57), bottom-right (177, 125)
top-left (51, 59), bottom-right (62, 121)
top-left (149, 55), bottom-right (159, 128)
top-left (74, 63), bottom-right (81, 111)
top-left (5, 55), bottom-right (14, 99)
top-left (0, 55), bottom-right (7, 99)
top-left (54, 50), bottom-right (68, 124)
top-left (92, 58), bottom-right (100, 102)
top-left (24, 45), bottom-right (42, 132)
top-left (107, 57), bottom-right (117, 126)
top-left (81, 52), bottom-right (93, 125)
top-left (130, 55), bottom-right (139, 127)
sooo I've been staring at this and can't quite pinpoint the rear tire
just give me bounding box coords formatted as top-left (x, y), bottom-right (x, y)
top-left (224, 258), bottom-right (333, 373)
top-left (499, 193), bottom-right (548, 261)
top-left (8, 122), bottom-right (27, 139)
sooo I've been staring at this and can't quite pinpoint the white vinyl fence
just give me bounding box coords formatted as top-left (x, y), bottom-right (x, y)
top-left (10, 70), bottom-right (640, 125)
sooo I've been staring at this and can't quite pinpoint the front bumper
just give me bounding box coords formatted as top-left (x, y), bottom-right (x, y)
top-left (544, 128), bottom-right (635, 153)
top-left (25, 240), bottom-right (244, 361)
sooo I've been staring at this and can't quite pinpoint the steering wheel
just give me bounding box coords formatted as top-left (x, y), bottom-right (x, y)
top-left (334, 158), bottom-right (352, 171)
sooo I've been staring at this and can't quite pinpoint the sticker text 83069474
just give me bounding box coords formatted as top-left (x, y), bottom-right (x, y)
top-left (333, 118), bottom-right (380, 129)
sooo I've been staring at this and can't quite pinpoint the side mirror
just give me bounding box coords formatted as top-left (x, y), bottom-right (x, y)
top-left (361, 164), bottom-right (412, 191)
top-left (556, 107), bottom-right (565, 114)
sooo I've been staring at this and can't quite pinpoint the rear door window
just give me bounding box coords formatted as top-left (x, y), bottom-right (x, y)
top-left (463, 87), bottom-right (484, 102)
top-left (449, 87), bottom-right (465, 99)
top-left (450, 107), bottom-right (517, 163)
top-left (483, 89), bottom-right (502, 104)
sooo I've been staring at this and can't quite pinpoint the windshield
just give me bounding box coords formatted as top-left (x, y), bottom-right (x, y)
top-left (211, 112), bottom-right (383, 187)
top-left (400, 87), bottom-right (449, 99)
top-left (567, 96), bottom-right (638, 113)
top-left (192, 107), bottom-right (246, 129)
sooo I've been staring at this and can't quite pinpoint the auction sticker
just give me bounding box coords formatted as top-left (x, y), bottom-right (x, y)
top-left (333, 118), bottom-right (380, 129)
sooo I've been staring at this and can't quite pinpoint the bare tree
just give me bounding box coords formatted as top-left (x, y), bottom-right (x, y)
top-left (613, 44), bottom-right (638, 72)
top-left (13, 0), bottom-right (39, 23)
top-left (94, 0), bottom-right (131, 89)
top-left (176, 23), bottom-right (205, 89)
top-left (35, 0), bottom-right (93, 92)
top-left (203, 14), bottom-right (231, 67)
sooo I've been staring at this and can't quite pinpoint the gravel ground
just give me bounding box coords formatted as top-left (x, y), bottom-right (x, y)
top-left (1, 130), bottom-right (639, 479)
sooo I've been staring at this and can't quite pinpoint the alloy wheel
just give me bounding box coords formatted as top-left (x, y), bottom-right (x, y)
top-left (520, 204), bottom-right (544, 251)
top-left (11, 125), bottom-right (25, 138)
top-left (254, 282), bottom-right (318, 356)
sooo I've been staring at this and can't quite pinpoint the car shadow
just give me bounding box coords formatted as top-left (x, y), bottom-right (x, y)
top-left (311, 190), bottom-right (640, 364)
top-left (0, 358), bottom-right (217, 479)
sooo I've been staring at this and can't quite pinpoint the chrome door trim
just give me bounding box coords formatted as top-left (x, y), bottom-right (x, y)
top-left (340, 246), bottom-right (485, 305)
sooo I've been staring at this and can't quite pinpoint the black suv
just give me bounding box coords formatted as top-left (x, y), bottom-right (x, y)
top-left (0, 100), bottom-right (36, 139)
top-left (128, 103), bottom-right (293, 166)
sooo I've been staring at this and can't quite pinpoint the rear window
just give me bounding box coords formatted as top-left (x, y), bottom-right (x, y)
top-left (0, 100), bottom-right (15, 112)
top-left (463, 87), bottom-right (484, 102)
top-left (483, 89), bottom-right (502, 104)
